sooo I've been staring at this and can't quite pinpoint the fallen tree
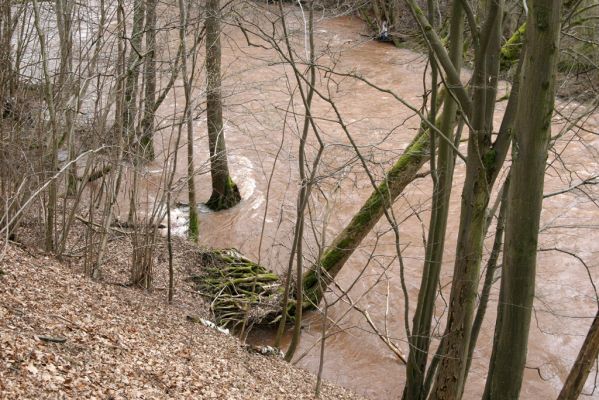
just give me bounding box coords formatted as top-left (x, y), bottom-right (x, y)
top-left (303, 129), bottom-right (431, 307)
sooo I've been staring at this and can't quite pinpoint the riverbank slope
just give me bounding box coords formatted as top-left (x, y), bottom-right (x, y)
top-left (0, 242), bottom-right (362, 399)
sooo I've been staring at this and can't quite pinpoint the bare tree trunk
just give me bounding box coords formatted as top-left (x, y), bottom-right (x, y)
top-left (31, 0), bottom-right (60, 252)
top-left (0, 0), bottom-right (13, 106)
top-left (283, 0), bottom-right (317, 362)
top-left (178, 0), bottom-right (199, 241)
top-left (205, 0), bottom-right (241, 211)
top-left (167, 190), bottom-right (174, 303)
top-left (54, 0), bottom-right (78, 197)
top-left (557, 310), bottom-right (599, 400)
top-left (483, 1), bottom-right (562, 397)
top-left (403, 1), bottom-right (463, 397)
top-left (122, 0), bottom-right (145, 155)
top-left (93, 0), bottom-right (126, 279)
top-left (139, 0), bottom-right (157, 161)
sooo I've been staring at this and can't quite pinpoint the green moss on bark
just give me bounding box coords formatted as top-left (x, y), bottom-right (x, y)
top-left (500, 23), bottom-right (527, 70)
top-left (303, 130), bottom-right (431, 307)
top-left (206, 176), bottom-right (241, 211)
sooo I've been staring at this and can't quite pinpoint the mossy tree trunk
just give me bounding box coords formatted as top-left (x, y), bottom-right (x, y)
top-left (500, 23), bottom-right (526, 70)
top-left (205, 0), bottom-right (241, 211)
top-left (483, 1), bottom-right (562, 398)
top-left (303, 129), bottom-right (430, 306)
top-left (430, 0), bottom-right (507, 397)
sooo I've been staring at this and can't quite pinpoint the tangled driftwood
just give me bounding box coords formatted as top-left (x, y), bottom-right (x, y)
top-left (191, 249), bottom-right (292, 331)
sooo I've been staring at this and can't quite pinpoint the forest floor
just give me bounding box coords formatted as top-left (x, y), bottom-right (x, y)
top-left (0, 238), bottom-right (363, 399)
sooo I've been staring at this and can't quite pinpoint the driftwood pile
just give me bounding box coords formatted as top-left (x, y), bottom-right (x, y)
top-left (191, 248), bottom-right (289, 331)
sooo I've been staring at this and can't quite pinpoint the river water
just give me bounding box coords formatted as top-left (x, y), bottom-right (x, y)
top-left (134, 8), bottom-right (598, 399)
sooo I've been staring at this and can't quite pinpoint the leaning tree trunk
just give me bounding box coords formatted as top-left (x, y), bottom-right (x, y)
top-left (483, 1), bottom-right (562, 398)
top-left (205, 0), bottom-right (241, 211)
top-left (557, 310), bottom-right (599, 400)
top-left (303, 129), bottom-right (431, 306)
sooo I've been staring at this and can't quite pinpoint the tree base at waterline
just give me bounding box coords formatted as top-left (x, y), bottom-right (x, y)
top-left (205, 178), bottom-right (241, 211)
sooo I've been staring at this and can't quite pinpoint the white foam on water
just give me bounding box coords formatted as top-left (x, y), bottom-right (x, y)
top-left (231, 155), bottom-right (257, 199)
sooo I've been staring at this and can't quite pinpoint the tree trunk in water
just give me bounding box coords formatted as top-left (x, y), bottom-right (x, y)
top-left (361, 0), bottom-right (404, 46)
top-left (303, 129), bottom-right (430, 306)
top-left (177, 0), bottom-right (199, 241)
top-left (403, 1), bottom-right (463, 398)
top-left (483, 1), bottom-right (562, 398)
top-left (205, 0), bottom-right (241, 211)
top-left (557, 310), bottom-right (599, 400)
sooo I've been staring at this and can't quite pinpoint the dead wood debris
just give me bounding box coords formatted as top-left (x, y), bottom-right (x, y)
top-left (191, 248), bottom-right (286, 330)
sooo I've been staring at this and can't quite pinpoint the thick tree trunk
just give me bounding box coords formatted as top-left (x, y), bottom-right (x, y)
top-left (557, 310), bottom-right (599, 400)
top-left (483, 1), bottom-right (562, 398)
top-left (205, 0), bottom-right (241, 211)
top-left (303, 129), bottom-right (430, 306)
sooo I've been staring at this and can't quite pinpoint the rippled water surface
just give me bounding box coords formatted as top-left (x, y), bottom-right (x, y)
top-left (125, 11), bottom-right (599, 399)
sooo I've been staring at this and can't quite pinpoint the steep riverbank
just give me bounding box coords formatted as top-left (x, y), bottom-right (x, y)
top-left (0, 242), bottom-right (362, 399)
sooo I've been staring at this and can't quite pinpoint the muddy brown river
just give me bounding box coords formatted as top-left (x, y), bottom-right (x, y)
top-left (124, 8), bottom-right (598, 399)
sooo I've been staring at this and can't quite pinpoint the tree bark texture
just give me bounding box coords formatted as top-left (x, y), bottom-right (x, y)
top-left (483, 1), bottom-right (562, 398)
